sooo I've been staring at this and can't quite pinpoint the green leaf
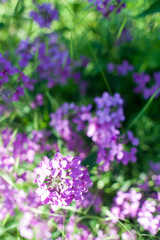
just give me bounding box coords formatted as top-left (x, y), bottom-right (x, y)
top-left (139, 0), bottom-right (160, 17)
top-left (0, 22), bottom-right (5, 29)
top-left (116, 17), bottom-right (127, 41)
top-left (14, 0), bottom-right (24, 15)
top-left (0, 169), bottom-right (18, 189)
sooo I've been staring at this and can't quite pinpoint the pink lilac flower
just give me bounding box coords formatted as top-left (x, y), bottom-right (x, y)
top-left (35, 152), bottom-right (92, 211)
top-left (18, 212), bottom-right (52, 240)
top-left (121, 230), bottom-right (137, 240)
top-left (30, 3), bottom-right (59, 28)
top-left (137, 199), bottom-right (160, 235)
top-left (111, 189), bottom-right (142, 222)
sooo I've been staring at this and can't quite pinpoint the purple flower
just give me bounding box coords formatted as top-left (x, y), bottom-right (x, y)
top-left (0, 54), bottom-right (18, 84)
top-left (117, 60), bottom-right (134, 76)
top-left (11, 86), bottom-right (24, 101)
top-left (89, 0), bottom-right (126, 18)
top-left (30, 3), bottom-right (59, 28)
top-left (35, 153), bottom-right (92, 210)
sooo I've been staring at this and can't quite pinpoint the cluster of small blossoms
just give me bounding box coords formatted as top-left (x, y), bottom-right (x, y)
top-left (50, 102), bottom-right (92, 158)
top-left (89, 0), bottom-right (126, 18)
top-left (17, 34), bottom-right (88, 92)
top-left (107, 60), bottom-right (160, 99)
top-left (133, 71), bottom-right (160, 99)
top-left (0, 53), bottom-right (26, 101)
top-left (35, 152), bottom-right (93, 211)
top-left (50, 92), bottom-right (139, 171)
top-left (0, 177), bottom-right (27, 220)
top-left (76, 192), bottom-right (102, 213)
top-left (87, 92), bottom-right (139, 171)
top-left (0, 129), bottom-right (54, 171)
top-left (110, 166), bottom-right (160, 235)
top-left (30, 93), bottom-right (43, 109)
top-left (18, 212), bottom-right (52, 240)
top-left (55, 215), bottom-right (137, 240)
top-left (30, 3), bottom-right (59, 28)
top-left (107, 60), bottom-right (134, 75)
top-left (137, 198), bottom-right (160, 235)
top-left (111, 189), bottom-right (142, 221)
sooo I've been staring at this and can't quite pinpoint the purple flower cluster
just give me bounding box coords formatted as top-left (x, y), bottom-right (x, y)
top-left (107, 60), bottom-right (160, 99)
top-left (0, 129), bottom-right (54, 171)
top-left (133, 71), bottom-right (160, 99)
top-left (50, 102), bottom-right (91, 158)
top-left (110, 167), bottom-right (160, 235)
top-left (111, 189), bottom-right (142, 221)
top-left (0, 53), bottom-right (18, 84)
top-left (107, 60), bottom-right (134, 75)
top-left (137, 199), bottom-right (160, 235)
top-left (30, 3), bottom-right (59, 28)
top-left (30, 93), bottom-right (44, 109)
top-left (89, 0), bottom-right (126, 18)
top-left (87, 92), bottom-right (139, 171)
top-left (35, 152), bottom-right (93, 211)
top-left (16, 34), bottom-right (88, 91)
top-left (50, 92), bottom-right (139, 171)
top-left (0, 53), bottom-right (31, 101)
top-left (0, 177), bottom-right (27, 220)
top-left (18, 212), bottom-right (51, 240)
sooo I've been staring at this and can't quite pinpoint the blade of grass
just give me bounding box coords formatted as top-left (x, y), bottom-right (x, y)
top-left (116, 17), bottom-right (127, 41)
top-left (88, 44), bottom-right (112, 94)
top-left (56, 0), bottom-right (112, 94)
top-left (127, 88), bottom-right (160, 130)
top-left (0, 169), bottom-right (18, 189)
top-left (105, 209), bottom-right (136, 240)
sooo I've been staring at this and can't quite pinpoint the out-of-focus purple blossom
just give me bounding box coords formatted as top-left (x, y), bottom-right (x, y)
top-left (137, 199), bottom-right (160, 235)
top-left (31, 94), bottom-right (44, 109)
top-left (111, 189), bottom-right (142, 222)
top-left (0, 129), bottom-right (54, 171)
top-left (16, 40), bottom-right (34, 68)
top-left (11, 86), bottom-right (24, 101)
top-left (76, 192), bottom-right (102, 213)
top-left (121, 230), bottom-right (137, 240)
top-left (117, 60), bottom-right (134, 76)
top-left (18, 212), bottom-right (52, 240)
top-left (149, 161), bottom-right (160, 174)
top-left (89, 0), bottom-right (126, 18)
top-left (0, 177), bottom-right (27, 220)
top-left (107, 62), bottom-right (115, 73)
top-left (30, 3), bottom-right (59, 28)
top-left (35, 152), bottom-right (92, 211)
top-left (50, 102), bottom-right (91, 158)
top-left (0, 53), bottom-right (18, 84)
top-left (107, 60), bottom-right (133, 75)
top-left (133, 72), bottom-right (160, 99)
